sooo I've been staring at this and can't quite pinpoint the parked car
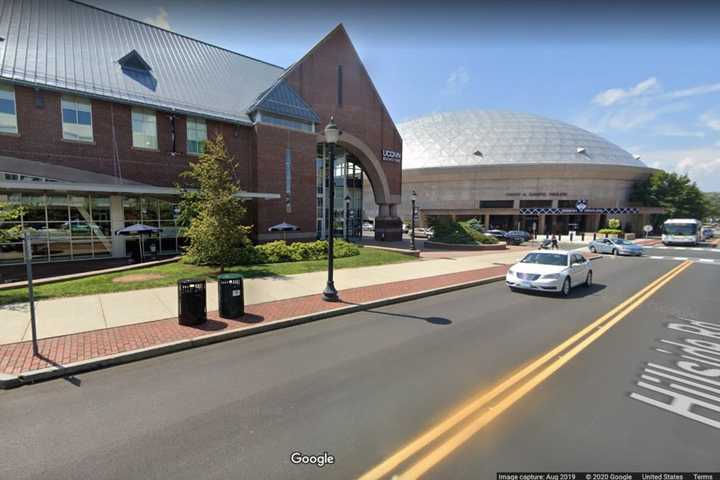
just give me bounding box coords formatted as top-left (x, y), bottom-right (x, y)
top-left (486, 229), bottom-right (508, 240)
top-left (505, 230), bottom-right (531, 245)
top-left (702, 227), bottom-right (714, 239)
top-left (589, 237), bottom-right (643, 256)
top-left (413, 227), bottom-right (433, 239)
top-left (506, 250), bottom-right (592, 296)
top-left (362, 222), bottom-right (374, 232)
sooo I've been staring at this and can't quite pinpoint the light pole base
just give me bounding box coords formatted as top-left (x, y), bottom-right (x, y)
top-left (322, 282), bottom-right (339, 302)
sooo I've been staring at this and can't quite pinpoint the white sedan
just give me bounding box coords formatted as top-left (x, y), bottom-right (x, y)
top-left (506, 250), bottom-right (592, 296)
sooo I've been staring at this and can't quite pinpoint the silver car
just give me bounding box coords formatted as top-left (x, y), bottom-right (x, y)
top-left (589, 237), bottom-right (643, 256)
top-left (506, 250), bottom-right (593, 296)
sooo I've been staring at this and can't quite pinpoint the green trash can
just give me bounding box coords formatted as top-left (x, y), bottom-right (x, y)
top-left (218, 273), bottom-right (244, 319)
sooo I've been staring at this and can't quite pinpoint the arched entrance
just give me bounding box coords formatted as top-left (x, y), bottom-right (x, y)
top-left (316, 132), bottom-right (402, 241)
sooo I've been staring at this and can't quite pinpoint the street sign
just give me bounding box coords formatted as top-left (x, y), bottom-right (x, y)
top-left (643, 225), bottom-right (653, 233)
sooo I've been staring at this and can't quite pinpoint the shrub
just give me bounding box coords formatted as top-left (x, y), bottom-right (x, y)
top-left (256, 240), bottom-right (293, 263)
top-left (466, 218), bottom-right (485, 232)
top-left (608, 218), bottom-right (621, 230)
top-left (598, 228), bottom-right (623, 235)
top-left (428, 218), bottom-right (498, 244)
top-left (251, 239), bottom-right (359, 265)
top-left (334, 239), bottom-right (360, 257)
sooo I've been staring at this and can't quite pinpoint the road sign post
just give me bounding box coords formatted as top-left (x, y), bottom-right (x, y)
top-left (643, 224), bottom-right (653, 238)
top-left (23, 231), bottom-right (39, 355)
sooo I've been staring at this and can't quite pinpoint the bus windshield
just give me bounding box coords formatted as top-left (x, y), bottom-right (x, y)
top-left (663, 223), bottom-right (697, 235)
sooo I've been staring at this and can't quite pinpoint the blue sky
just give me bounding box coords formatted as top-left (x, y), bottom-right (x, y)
top-left (87, 1), bottom-right (720, 191)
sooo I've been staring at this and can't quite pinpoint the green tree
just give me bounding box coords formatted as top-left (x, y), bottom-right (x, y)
top-left (179, 134), bottom-right (252, 272)
top-left (630, 171), bottom-right (708, 222)
top-left (704, 192), bottom-right (720, 221)
top-left (0, 202), bottom-right (24, 242)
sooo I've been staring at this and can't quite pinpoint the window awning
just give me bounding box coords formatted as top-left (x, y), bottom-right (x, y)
top-left (0, 180), bottom-right (280, 200)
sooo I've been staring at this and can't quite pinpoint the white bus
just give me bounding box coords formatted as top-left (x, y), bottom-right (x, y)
top-left (662, 218), bottom-right (702, 245)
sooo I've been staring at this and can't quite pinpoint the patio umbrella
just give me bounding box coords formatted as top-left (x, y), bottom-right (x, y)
top-left (268, 222), bottom-right (299, 242)
top-left (115, 224), bottom-right (162, 262)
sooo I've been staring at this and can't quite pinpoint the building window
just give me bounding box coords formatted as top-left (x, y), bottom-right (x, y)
top-left (285, 148), bottom-right (292, 213)
top-left (61, 95), bottom-right (93, 142)
top-left (132, 107), bottom-right (158, 149)
top-left (186, 117), bottom-right (207, 155)
top-left (479, 200), bottom-right (515, 208)
top-left (337, 65), bottom-right (343, 107)
top-left (0, 83), bottom-right (18, 134)
top-left (519, 200), bottom-right (553, 208)
top-left (0, 193), bottom-right (112, 265)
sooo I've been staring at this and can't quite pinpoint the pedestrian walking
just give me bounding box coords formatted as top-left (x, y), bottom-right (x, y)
top-left (551, 234), bottom-right (559, 250)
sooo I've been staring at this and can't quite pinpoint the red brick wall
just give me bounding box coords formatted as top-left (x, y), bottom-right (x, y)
top-left (0, 85), bottom-right (255, 190)
top-left (283, 25), bottom-right (403, 197)
top-left (253, 124), bottom-right (317, 234)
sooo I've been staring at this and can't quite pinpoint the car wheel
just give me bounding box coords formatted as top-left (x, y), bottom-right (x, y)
top-left (612, 248), bottom-right (618, 256)
top-left (585, 271), bottom-right (593, 288)
top-left (561, 277), bottom-right (571, 297)
top-left (589, 245), bottom-right (596, 253)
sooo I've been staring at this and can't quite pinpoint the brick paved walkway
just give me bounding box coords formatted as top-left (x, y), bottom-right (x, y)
top-left (0, 265), bottom-right (508, 376)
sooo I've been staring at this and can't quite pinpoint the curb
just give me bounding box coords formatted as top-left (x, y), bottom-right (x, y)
top-left (0, 273), bottom-right (507, 389)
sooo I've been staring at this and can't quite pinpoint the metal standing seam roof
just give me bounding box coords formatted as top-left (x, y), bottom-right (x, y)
top-left (398, 110), bottom-right (648, 170)
top-left (248, 79), bottom-right (320, 124)
top-left (0, 0), bottom-right (319, 125)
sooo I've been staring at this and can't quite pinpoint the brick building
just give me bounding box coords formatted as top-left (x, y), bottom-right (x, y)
top-left (0, 0), bottom-right (403, 265)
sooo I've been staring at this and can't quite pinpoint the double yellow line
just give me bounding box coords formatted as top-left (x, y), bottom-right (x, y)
top-left (359, 260), bottom-right (693, 480)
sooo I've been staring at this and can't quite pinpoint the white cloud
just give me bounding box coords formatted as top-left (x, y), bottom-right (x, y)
top-left (142, 7), bottom-right (172, 31)
top-left (652, 125), bottom-right (706, 138)
top-left (443, 67), bottom-right (470, 95)
top-left (666, 83), bottom-right (720, 99)
top-left (700, 111), bottom-right (720, 131)
top-left (592, 77), bottom-right (660, 107)
top-left (588, 101), bottom-right (690, 133)
top-left (635, 147), bottom-right (720, 190)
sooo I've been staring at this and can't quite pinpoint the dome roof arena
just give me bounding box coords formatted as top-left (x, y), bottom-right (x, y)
top-left (398, 110), bottom-right (646, 170)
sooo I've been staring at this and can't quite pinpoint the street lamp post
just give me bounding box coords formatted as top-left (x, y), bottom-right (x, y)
top-left (344, 195), bottom-right (351, 242)
top-left (410, 190), bottom-right (417, 251)
top-left (323, 117), bottom-right (340, 302)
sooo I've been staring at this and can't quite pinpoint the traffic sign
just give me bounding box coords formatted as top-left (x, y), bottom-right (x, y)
top-left (643, 225), bottom-right (653, 233)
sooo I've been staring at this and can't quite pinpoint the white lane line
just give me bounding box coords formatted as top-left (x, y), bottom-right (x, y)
top-left (673, 257), bottom-right (689, 261)
top-left (650, 256), bottom-right (665, 260)
top-left (699, 258), bottom-right (715, 263)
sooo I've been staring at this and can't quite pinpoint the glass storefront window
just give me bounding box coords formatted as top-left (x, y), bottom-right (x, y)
top-left (23, 194), bottom-right (46, 223)
top-left (71, 241), bottom-right (93, 258)
top-left (0, 243), bottom-right (23, 264)
top-left (93, 241), bottom-right (112, 258)
top-left (92, 196), bottom-right (111, 221)
top-left (0, 193), bottom-right (185, 264)
top-left (315, 146), bottom-right (364, 239)
top-left (46, 195), bottom-right (69, 223)
top-left (141, 197), bottom-right (159, 223)
top-left (124, 197), bottom-right (141, 223)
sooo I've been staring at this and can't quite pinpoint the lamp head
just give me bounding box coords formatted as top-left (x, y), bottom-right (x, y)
top-left (324, 116), bottom-right (340, 145)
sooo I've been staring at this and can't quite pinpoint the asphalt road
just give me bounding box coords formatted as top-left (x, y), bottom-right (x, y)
top-left (642, 244), bottom-right (720, 260)
top-left (1, 255), bottom-right (717, 479)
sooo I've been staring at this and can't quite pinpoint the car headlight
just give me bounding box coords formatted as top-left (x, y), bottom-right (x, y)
top-left (508, 268), bottom-right (516, 276)
top-left (542, 273), bottom-right (561, 280)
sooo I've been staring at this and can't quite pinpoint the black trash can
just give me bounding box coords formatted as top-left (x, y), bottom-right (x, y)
top-left (218, 273), bottom-right (244, 319)
top-left (178, 279), bottom-right (207, 325)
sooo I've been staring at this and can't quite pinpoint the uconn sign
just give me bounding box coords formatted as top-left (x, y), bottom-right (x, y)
top-left (382, 149), bottom-right (402, 163)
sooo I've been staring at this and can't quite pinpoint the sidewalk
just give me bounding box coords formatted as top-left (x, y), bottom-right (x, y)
top-left (0, 264), bottom-right (509, 383)
top-left (0, 249), bottom-right (527, 345)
